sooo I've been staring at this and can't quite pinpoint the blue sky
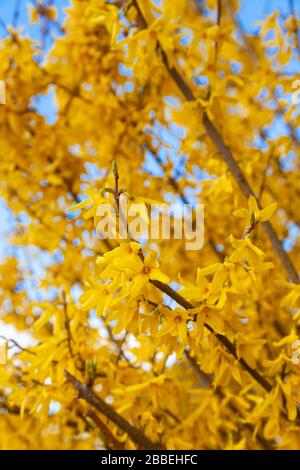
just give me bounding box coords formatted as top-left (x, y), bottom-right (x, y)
top-left (239, 0), bottom-right (300, 32)
top-left (0, 0), bottom-right (70, 36)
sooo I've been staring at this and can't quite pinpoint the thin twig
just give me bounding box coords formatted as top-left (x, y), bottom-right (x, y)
top-left (0, 335), bottom-right (36, 355)
top-left (64, 370), bottom-right (165, 450)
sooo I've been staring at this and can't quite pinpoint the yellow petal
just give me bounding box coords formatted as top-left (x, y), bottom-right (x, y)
top-left (69, 199), bottom-right (91, 212)
top-left (131, 273), bottom-right (148, 297)
top-left (233, 208), bottom-right (249, 218)
top-left (248, 195), bottom-right (260, 219)
top-left (149, 267), bottom-right (169, 284)
top-left (157, 321), bottom-right (177, 337)
top-left (134, 196), bottom-right (166, 206)
top-left (199, 264), bottom-right (222, 276)
top-left (259, 202), bottom-right (278, 222)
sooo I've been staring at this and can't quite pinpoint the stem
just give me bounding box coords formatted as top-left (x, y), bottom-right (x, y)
top-left (112, 160), bottom-right (120, 212)
top-left (62, 291), bottom-right (74, 359)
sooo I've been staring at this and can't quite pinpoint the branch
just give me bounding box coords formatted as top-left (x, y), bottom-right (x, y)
top-left (215, 0), bottom-right (222, 57)
top-left (0, 335), bottom-right (36, 355)
top-left (64, 370), bottom-right (165, 450)
top-left (130, 0), bottom-right (299, 285)
top-left (150, 279), bottom-right (272, 392)
top-left (62, 291), bottom-right (74, 359)
top-left (86, 410), bottom-right (125, 450)
top-left (217, 0), bottom-right (222, 26)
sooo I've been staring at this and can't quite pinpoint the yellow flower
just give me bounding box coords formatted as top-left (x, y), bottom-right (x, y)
top-left (179, 267), bottom-right (212, 303)
top-left (128, 250), bottom-right (169, 297)
top-left (157, 308), bottom-right (191, 344)
top-left (29, 7), bottom-right (39, 24)
top-left (193, 306), bottom-right (224, 338)
top-left (281, 283), bottom-right (300, 310)
top-left (236, 336), bottom-right (267, 369)
top-left (69, 188), bottom-right (107, 221)
top-left (233, 195), bottom-right (277, 224)
top-left (100, 246), bottom-right (169, 297)
top-left (229, 235), bottom-right (274, 273)
top-left (87, 4), bottom-right (120, 47)
top-left (44, 6), bottom-right (57, 21)
top-left (79, 279), bottom-right (121, 317)
top-left (132, 196), bottom-right (166, 206)
top-left (96, 241), bottom-right (141, 267)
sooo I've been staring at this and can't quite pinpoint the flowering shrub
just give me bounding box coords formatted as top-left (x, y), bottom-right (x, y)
top-left (0, 0), bottom-right (299, 450)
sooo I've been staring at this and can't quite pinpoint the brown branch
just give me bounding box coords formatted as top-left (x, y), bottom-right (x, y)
top-left (217, 0), bottom-right (222, 26)
top-left (86, 410), bottom-right (125, 450)
top-left (215, 0), bottom-right (222, 58)
top-left (130, 0), bottom-right (299, 285)
top-left (150, 279), bottom-right (272, 392)
top-left (289, 0), bottom-right (300, 54)
top-left (64, 370), bottom-right (165, 450)
top-left (62, 291), bottom-right (74, 359)
top-left (242, 221), bottom-right (258, 240)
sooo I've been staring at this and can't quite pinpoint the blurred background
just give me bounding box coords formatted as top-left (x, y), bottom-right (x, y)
top-left (0, 0), bottom-right (299, 352)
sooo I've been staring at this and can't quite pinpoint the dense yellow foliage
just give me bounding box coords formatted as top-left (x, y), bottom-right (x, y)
top-left (0, 0), bottom-right (299, 450)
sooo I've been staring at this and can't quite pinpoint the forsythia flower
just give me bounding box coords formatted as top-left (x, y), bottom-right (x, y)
top-left (87, 4), bottom-right (120, 47)
top-left (117, 249), bottom-right (170, 297)
top-left (79, 279), bottom-right (120, 317)
top-left (281, 283), bottom-right (300, 312)
top-left (1, 0), bottom-right (300, 452)
top-left (157, 308), bottom-right (191, 344)
top-left (233, 195), bottom-right (278, 224)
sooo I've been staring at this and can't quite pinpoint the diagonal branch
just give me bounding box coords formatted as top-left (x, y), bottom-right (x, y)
top-left (150, 279), bottom-right (272, 392)
top-left (85, 410), bottom-right (125, 450)
top-left (64, 370), bottom-right (165, 450)
top-left (130, 0), bottom-right (299, 284)
top-left (62, 291), bottom-right (75, 359)
top-left (184, 350), bottom-right (274, 450)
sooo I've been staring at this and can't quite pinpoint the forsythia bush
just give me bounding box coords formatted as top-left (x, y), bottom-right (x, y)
top-left (0, 0), bottom-right (299, 450)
